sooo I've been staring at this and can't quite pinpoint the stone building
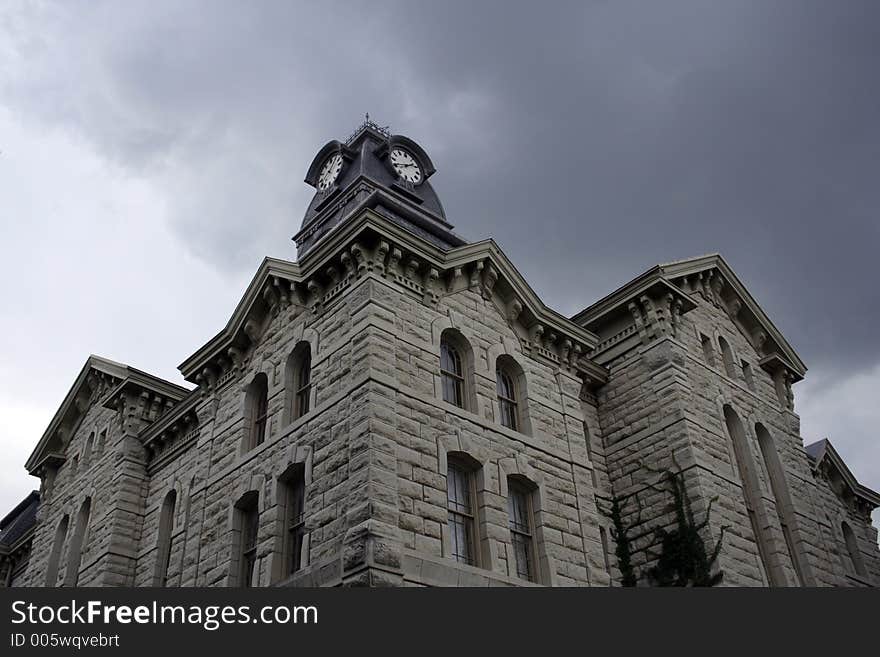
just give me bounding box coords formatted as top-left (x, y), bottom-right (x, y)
top-left (2, 120), bottom-right (878, 588)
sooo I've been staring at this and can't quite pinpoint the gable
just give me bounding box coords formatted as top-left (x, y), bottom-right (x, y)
top-left (178, 209), bottom-right (609, 390)
top-left (573, 254), bottom-right (806, 383)
top-left (25, 356), bottom-right (189, 475)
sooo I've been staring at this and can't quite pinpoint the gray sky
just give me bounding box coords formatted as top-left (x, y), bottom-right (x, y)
top-left (1, 1), bottom-right (878, 528)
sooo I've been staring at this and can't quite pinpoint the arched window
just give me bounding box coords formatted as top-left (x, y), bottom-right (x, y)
top-left (718, 336), bottom-right (737, 378)
top-left (446, 456), bottom-right (479, 566)
top-left (285, 342), bottom-right (312, 423)
top-left (45, 515), bottom-right (69, 587)
top-left (440, 329), bottom-right (474, 410)
top-left (244, 373), bottom-right (269, 451)
top-left (96, 429), bottom-right (107, 457)
top-left (507, 477), bottom-right (537, 582)
top-left (83, 433), bottom-right (94, 468)
top-left (278, 464), bottom-right (307, 578)
top-left (841, 521), bottom-right (867, 578)
top-left (154, 490), bottom-right (177, 586)
top-left (232, 491), bottom-right (260, 587)
top-left (723, 406), bottom-right (783, 586)
top-left (65, 497), bottom-right (91, 586)
top-left (755, 423), bottom-right (809, 585)
top-left (70, 455), bottom-right (79, 481)
top-left (496, 367), bottom-right (518, 431)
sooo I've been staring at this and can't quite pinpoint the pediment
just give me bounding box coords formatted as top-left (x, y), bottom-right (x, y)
top-left (573, 254), bottom-right (806, 381)
top-left (25, 356), bottom-right (189, 475)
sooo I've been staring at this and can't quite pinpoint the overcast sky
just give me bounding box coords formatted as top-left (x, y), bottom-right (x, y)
top-left (1, 1), bottom-right (878, 529)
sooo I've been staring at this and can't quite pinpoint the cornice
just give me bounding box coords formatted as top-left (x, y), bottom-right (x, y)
top-left (178, 208), bottom-right (606, 386)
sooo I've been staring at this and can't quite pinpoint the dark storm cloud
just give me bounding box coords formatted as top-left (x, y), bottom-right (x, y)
top-left (3, 0), bottom-right (879, 377)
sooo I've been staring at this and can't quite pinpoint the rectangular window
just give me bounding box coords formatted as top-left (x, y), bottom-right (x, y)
top-left (507, 484), bottom-right (535, 581)
top-left (240, 507), bottom-right (259, 587)
top-left (447, 464), bottom-right (476, 565)
top-left (286, 477), bottom-right (307, 575)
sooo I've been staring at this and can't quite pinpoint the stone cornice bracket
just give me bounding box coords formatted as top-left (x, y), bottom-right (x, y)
top-left (306, 279), bottom-right (323, 315)
top-left (710, 271), bottom-right (725, 307)
top-left (387, 247), bottom-right (402, 277)
top-left (350, 242), bottom-right (367, 277)
top-left (227, 346), bottom-right (244, 371)
top-left (628, 300), bottom-right (648, 345)
top-left (449, 266), bottom-right (465, 293)
top-left (469, 260), bottom-right (484, 289)
top-left (558, 338), bottom-right (572, 367)
top-left (423, 268), bottom-right (440, 308)
top-left (726, 297), bottom-right (742, 322)
top-left (531, 324), bottom-right (544, 350)
top-left (375, 240), bottom-right (389, 277)
top-left (262, 283), bottom-right (279, 316)
top-left (325, 263), bottom-right (340, 286)
top-left (243, 317), bottom-right (261, 344)
top-left (405, 256), bottom-right (421, 282)
top-left (340, 251), bottom-right (355, 282)
top-left (752, 328), bottom-right (768, 355)
top-left (640, 294), bottom-right (663, 340)
top-left (506, 298), bottom-right (523, 323)
top-left (482, 262), bottom-right (498, 300)
top-left (272, 276), bottom-right (290, 310)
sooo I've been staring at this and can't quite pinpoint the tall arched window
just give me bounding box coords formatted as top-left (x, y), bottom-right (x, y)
top-left (718, 336), bottom-right (737, 378)
top-left (285, 342), bottom-right (312, 423)
top-left (495, 355), bottom-right (528, 433)
top-left (278, 464), bottom-right (307, 578)
top-left (496, 368), bottom-right (518, 430)
top-left (755, 423), bottom-right (810, 585)
top-left (65, 497), bottom-right (91, 586)
top-left (45, 515), bottom-right (69, 587)
top-left (841, 521), bottom-right (867, 578)
top-left (507, 477), bottom-right (537, 582)
top-left (154, 490), bottom-right (177, 586)
top-left (447, 456), bottom-right (479, 566)
top-left (440, 329), bottom-right (474, 411)
top-left (244, 373), bottom-right (269, 451)
top-left (232, 491), bottom-right (260, 587)
top-left (83, 433), bottom-right (94, 468)
top-left (723, 406), bottom-right (783, 586)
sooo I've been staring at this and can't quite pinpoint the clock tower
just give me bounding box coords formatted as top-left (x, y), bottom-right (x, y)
top-left (295, 117), bottom-right (466, 258)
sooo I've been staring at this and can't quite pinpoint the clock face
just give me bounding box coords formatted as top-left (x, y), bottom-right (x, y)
top-left (317, 153), bottom-right (343, 191)
top-left (390, 148), bottom-right (422, 184)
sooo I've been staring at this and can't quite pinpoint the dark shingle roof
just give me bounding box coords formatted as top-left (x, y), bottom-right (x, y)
top-left (0, 491), bottom-right (39, 548)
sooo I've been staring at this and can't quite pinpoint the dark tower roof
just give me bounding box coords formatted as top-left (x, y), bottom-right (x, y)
top-left (294, 117), bottom-right (466, 258)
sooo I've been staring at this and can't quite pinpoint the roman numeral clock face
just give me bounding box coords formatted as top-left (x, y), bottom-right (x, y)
top-left (390, 149), bottom-right (422, 184)
top-left (317, 153), bottom-right (343, 191)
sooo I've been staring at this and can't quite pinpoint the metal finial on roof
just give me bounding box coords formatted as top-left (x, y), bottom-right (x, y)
top-left (345, 113), bottom-right (391, 144)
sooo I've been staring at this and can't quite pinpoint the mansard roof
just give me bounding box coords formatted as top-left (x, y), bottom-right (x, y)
top-left (806, 439), bottom-right (880, 510)
top-left (179, 207), bottom-right (606, 386)
top-left (24, 355), bottom-right (189, 475)
top-left (572, 253), bottom-right (806, 381)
